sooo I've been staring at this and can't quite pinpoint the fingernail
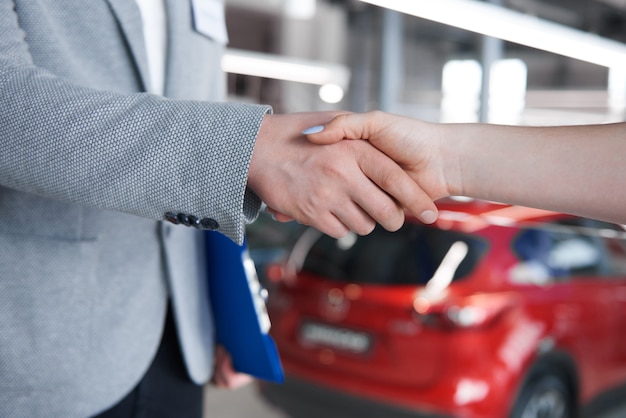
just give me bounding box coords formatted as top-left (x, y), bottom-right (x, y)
top-left (420, 210), bottom-right (438, 224)
top-left (302, 125), bottom-right (325, 135)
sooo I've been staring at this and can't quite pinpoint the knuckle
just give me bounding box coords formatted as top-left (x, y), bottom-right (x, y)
top-left (309, 184), bottom-right (334, 207)
top-left (333, 113), bottom-right (350, 125)
top-left (376, 202), bottom-right (404, 231)
top-left (320, 160), bottom-right (349, 183)
top-left (378, 199), bottom-right (401, 220)
top-left (369, 109), bottom-right (384, 119)
top-left (376, 170), bottom-right (398, 192)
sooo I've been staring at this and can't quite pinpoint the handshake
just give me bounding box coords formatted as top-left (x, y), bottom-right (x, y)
top-left (247, 110), bottom-right (626, 236)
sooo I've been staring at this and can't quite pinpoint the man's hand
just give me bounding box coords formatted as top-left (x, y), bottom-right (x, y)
top-left (248, 112), bottom-right (437, 238)
top-left (211, 345), bottom-right (253, 389)
top-left (302, 111), bottom-right (452, 224)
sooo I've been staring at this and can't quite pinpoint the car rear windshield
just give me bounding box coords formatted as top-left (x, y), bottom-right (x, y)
top-left (300, 224), bottom-right (488, 285)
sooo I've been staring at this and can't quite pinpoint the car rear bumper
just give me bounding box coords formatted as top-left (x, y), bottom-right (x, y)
top-left (259, 376), bottom-right (453, 418)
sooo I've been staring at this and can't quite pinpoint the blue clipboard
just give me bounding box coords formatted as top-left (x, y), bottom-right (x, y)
top-left (205, 230), bottom-right (284, 383)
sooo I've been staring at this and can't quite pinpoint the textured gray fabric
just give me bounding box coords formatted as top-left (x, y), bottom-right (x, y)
top-left (0, 0), bottom-right (271, 416)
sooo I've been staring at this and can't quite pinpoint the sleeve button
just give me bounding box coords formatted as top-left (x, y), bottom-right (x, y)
top-left (200, 218), bottom-right (219, 230)
top-left (177, 213), bottom-right (191, 226)
top-left (188, 215), bottom-right (200, 228)
top-left (165, 212), bottom-right (180, 224)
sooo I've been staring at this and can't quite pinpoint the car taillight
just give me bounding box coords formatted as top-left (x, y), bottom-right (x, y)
top-left (414, 293), bottom-right (516, 329)
top-left (266, 263), bottom-right (285, 283)
top-left (446, 304), bottom-right (495, 328)
top-left (265, 262), bottom-right (299, 286)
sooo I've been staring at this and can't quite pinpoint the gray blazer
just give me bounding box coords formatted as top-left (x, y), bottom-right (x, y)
top-left (0, 1), bottom-right (271, 416)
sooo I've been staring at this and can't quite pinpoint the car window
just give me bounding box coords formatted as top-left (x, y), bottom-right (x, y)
top-left (511, 218), bottom-right (626, 282)
top-left (299, 224), bottom-right (488, 285)
top-left (594, 221), bottom-right (626, 276)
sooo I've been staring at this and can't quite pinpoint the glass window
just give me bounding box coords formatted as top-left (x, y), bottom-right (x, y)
top-left (299, 224), bottom-right (488, 285)
top-left (511, 218), bottom-right (626, 281)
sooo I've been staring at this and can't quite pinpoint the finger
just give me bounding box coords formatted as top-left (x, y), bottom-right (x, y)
top-left (223, 372), bottom-right (254, 390)
top-left (357, 144), bottom-right (438, 225)
top-left (265, 207), bottom-right (295, 222)
top-left (211, 364), bottom-right (227, 388)
top-left (348, 179), bottom-right (405, 232)
top-left (216, 352), bottom-right (254, 389)
top-left (211, 347), bottom-right (254, 389)
top-left (273, 198), bottom-right (350, 239)
top-left (213, 376), bottom-right (227, 388)
top-left (309, 212), bottom-right (350, 239)
top-left (331, 202), bottom-right (378, 236)
top-left (218, 362), bottom-right (250, 389)
top-left (303, 112), bottom-right (382, 145)
top-left (328, 151), bottom-right (404, 231)
top-left (211, 346), bottom-right (228, 387)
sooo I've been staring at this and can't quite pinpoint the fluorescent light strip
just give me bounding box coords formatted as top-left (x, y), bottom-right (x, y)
top-left (222, 48), bottom-right (350, 88)
top-left (358, 0), bottom-right (626, 69)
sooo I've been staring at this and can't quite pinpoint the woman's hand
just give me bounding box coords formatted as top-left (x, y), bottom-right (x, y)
top-left (303, 111), bottom-right (453, 224)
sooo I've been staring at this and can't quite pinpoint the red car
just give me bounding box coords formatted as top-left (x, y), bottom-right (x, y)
top-left (260, 199), bottom-right (626, 418)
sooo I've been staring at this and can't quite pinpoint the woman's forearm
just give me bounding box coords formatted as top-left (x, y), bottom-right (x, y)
top-left (443, 122), bottom-right (626, 223)
top-left (304, 112), bottom-right (626, 225)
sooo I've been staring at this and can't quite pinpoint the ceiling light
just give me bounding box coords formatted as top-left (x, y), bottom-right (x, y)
top-left (283, 0), bottom-right (316, 20)
top-left (222, 48), bottom-right (350, 89)
top-left (318, 83), bottom-right (345, 104)
top-left (358, 0), bottom-right (626, 69)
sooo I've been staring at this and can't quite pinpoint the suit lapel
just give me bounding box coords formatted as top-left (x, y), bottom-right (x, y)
top-left (106, 0), bottom-right (152, 93)
top-left (162, 0), bottom-right (227, 100)
top-left (163, 0), bottom-right (186, 99)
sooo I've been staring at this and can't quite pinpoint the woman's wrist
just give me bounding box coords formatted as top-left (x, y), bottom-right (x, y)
top-left (435, 122), bottom-right (468, 199)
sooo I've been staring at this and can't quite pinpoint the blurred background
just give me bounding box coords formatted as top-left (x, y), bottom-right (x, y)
top-left (222, 0), bottom-right (626, 124)
top-left (205, 0), bottom-right (626, 417)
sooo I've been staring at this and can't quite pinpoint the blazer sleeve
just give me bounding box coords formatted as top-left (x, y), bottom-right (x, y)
top-left (0, 2), bottom-right (271, 244)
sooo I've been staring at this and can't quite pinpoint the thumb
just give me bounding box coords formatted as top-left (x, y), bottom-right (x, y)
top-left (302, 113), bottom-right (372, 145)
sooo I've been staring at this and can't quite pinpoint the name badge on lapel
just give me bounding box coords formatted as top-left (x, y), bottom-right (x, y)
top-left (191, 0), bottom-right (229, 45)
